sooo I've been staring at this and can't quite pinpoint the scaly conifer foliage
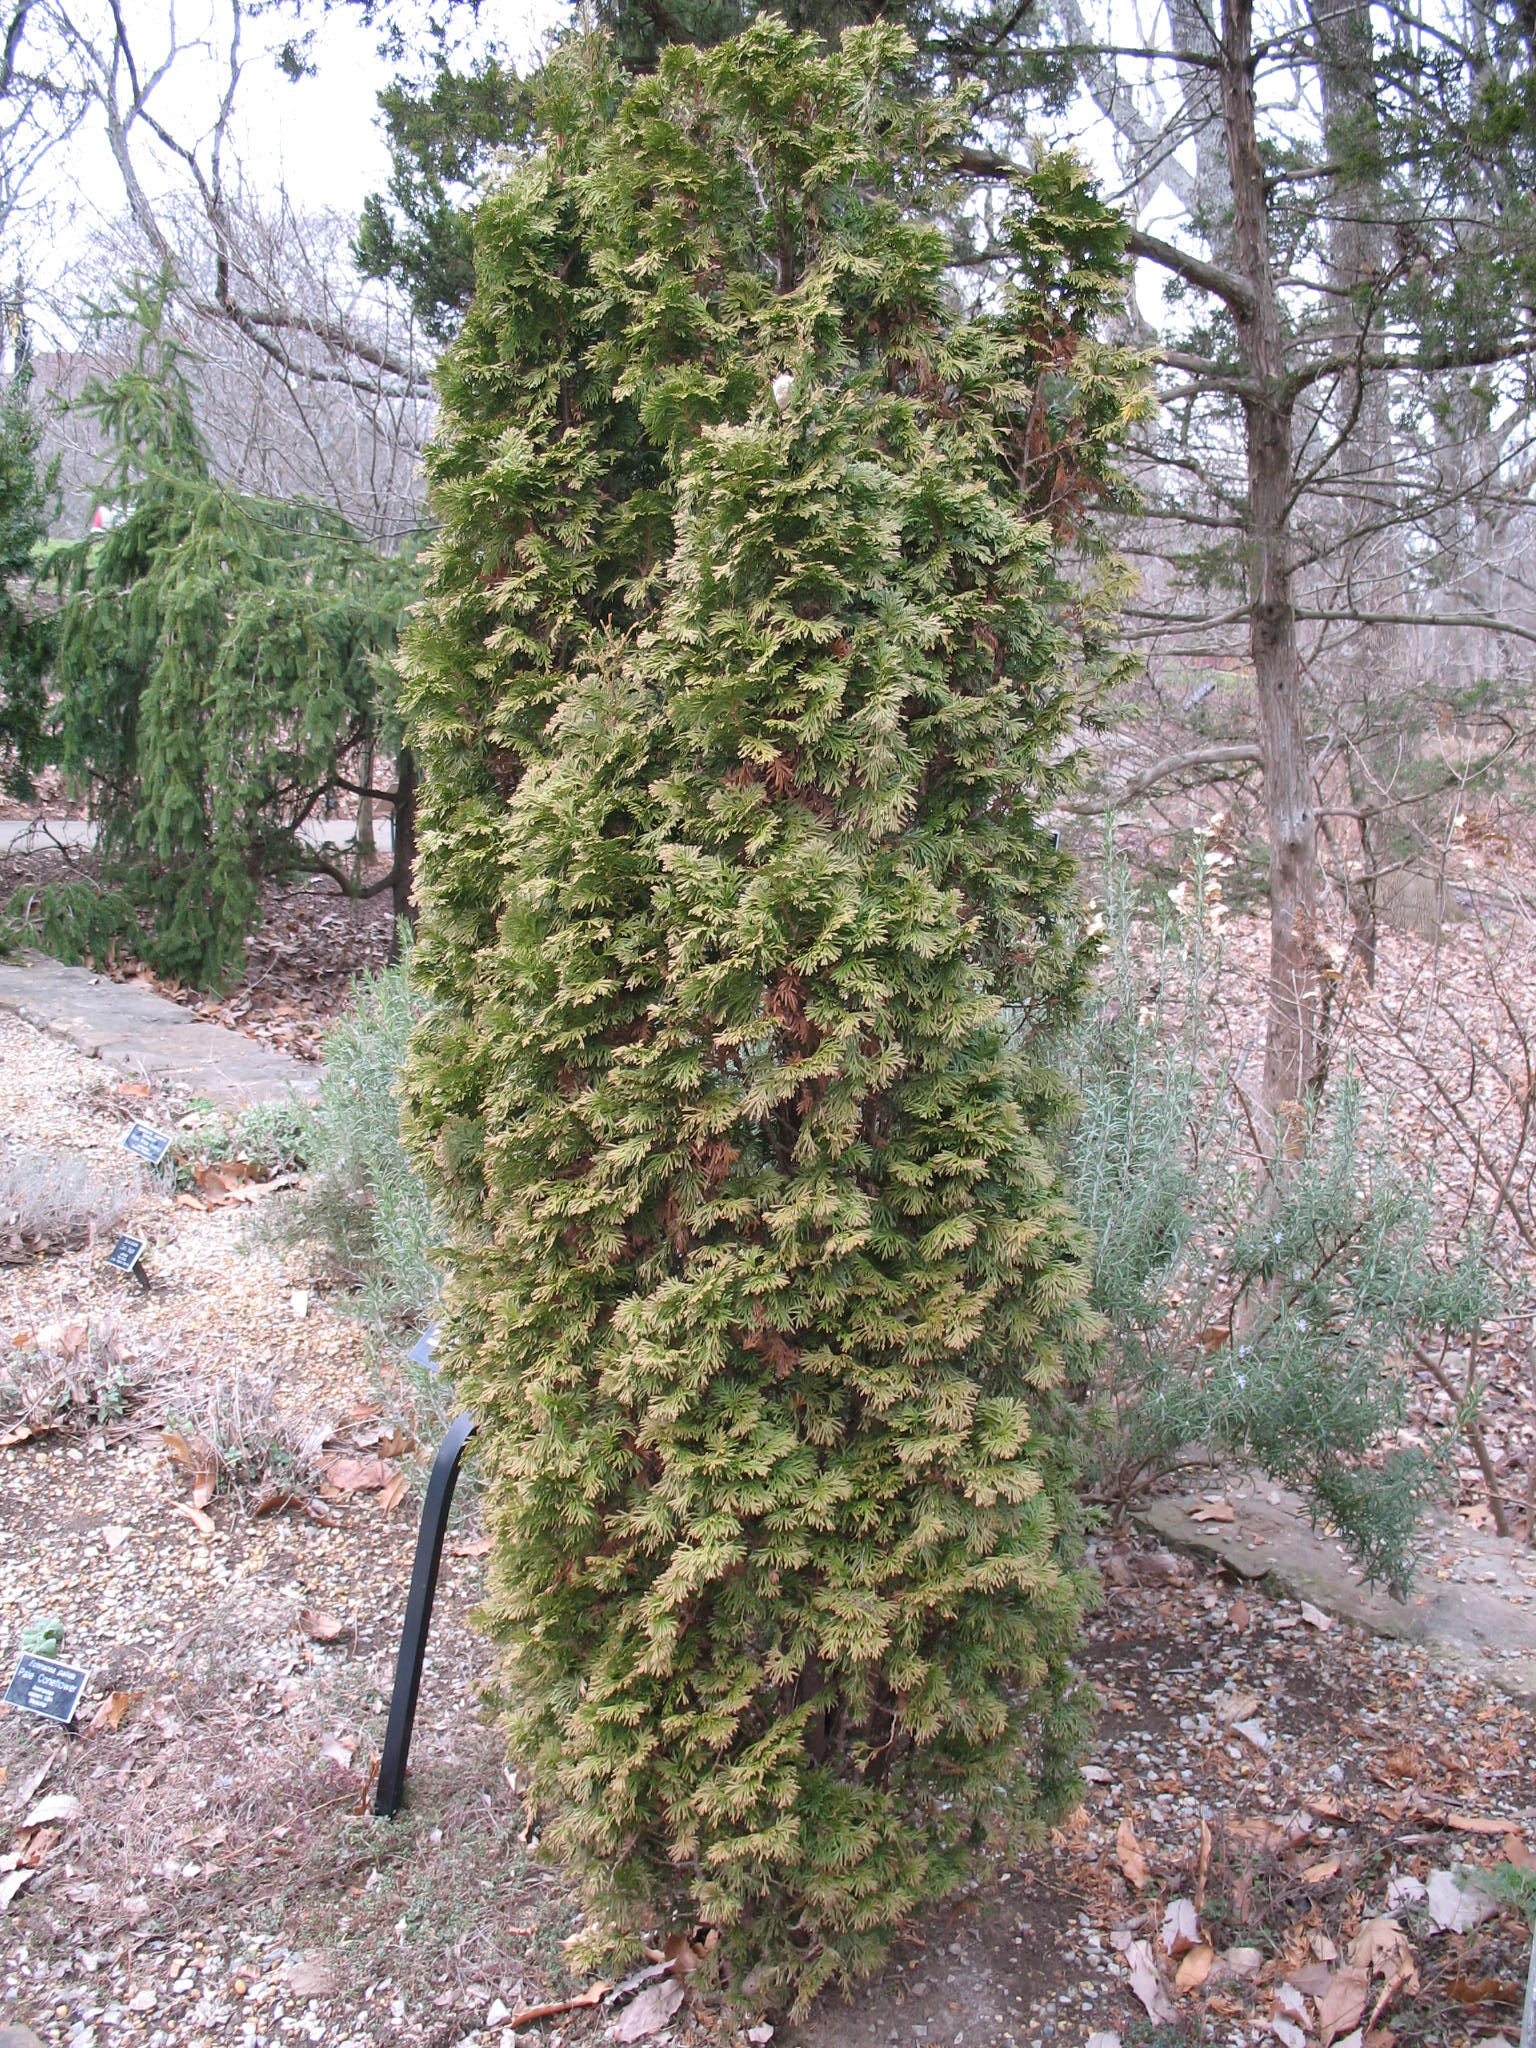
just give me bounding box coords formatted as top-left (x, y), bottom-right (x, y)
top-left (404, 20), bottom-right (1135, 2008)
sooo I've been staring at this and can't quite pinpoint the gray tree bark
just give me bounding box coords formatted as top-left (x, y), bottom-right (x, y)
top-left (1219, 0), bottom-right (1319, 1139)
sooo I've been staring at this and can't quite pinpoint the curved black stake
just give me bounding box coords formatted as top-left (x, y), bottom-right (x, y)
top-left (375, 1411), bottom-right (477, 1819)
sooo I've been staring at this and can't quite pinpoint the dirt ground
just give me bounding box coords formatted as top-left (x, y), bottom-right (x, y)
top-left (2, 1007), bottom-right (1535, 2048)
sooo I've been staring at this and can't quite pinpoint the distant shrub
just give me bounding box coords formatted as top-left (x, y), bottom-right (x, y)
top-left (1062, 843), bottom-right (1495, 1588)
top-left (266, 948), bottom-right (436, 1327)
top-left (0, 1142), bottom-right (140, 1259)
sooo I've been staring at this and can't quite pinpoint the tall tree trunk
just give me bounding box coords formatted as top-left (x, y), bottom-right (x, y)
top-left (1221, 0), bottom-right (1318, 1141)
top-left (1311, 0), bottom-right (1402, 1000)
top-left (356, 733), bottom-right (376, 862)
top-left (388, 745), bottom-right (417, 958)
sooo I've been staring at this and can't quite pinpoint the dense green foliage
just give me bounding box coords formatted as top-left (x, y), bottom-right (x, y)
top-left (357, 52), bottom-right (537, 339)
top-left (357, 0), bottom-right (1081, 341)
top-left (0, 875), bottom-right (143, 969)
top-left (0, 333), bottom-right (56, 795)
top-left (403, 19), bottom-right (1137, 2008)
top-left (49, 295), bottom-right (417, 987)
top-left (1063, 847), bottom-right (1500, 1589)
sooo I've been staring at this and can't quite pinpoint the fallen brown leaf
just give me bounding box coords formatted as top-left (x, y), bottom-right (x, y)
top-left (611, 1978), bottom-right (684, 2042)
top-left (1175, 1945), bottom-right (1214, 1993)
top-left (1161, 1897), bottom-right (1201, 1957)
top-left (1446, 1812), bottom-right (1514, 1836)
top-left (86, 1690), bottom-right (138, 1735)
top-left (1116, 1816), bottom-right (1151, 1891)
top-left (1121, 1937), bottom-right (1176, 2024)
top-left (1317, 1965), bottom-right (1369, 2047)
top-left (377, 1471), bottom-right (411, 1514)
top-left (1194, 1816), bottom-right (1212, 1912)
top-left (170, 1502), bottom-right (216, 1537)
top-left (323, 1456), bottom-right (390, 1494)
top-left (1348, 1918), bottom-right (1417, 1993)
top-left (250, 1487), bottom-right (306, 1516)
top-left (1446, 1975), bottom-right (1518, 2005)
top-left (1217, 1691), bottom-right (1261, 1723)
top-left (508, 1986), bottom-right (610, 2028)
top-left (300, 1610), bottom-right (347, 1644)
top-left (450, 1535), bottom-right (493, 1557)
top-left (1287, 1964), bottom-right (1334, 1998)
top-left (1190, 1500), bottom-right (1236, 1523)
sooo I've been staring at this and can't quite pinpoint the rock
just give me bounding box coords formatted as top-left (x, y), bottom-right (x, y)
top-left (0, 2026), bottom-right (50, 2048)
top-left (287, 1958), bottom-right (337, 1999)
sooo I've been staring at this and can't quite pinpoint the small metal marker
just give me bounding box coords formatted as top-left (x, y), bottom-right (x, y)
top-left (375, 1412), bottom-right (476, 1818)
top-left (407, 1322), bottom-right (440, 1375)
top-left (5, 1653), bottom-right (89, 1727)
top-left (106, 1234), bottom-right (150, 1289)
top-left (122, 1121), bottom-right (171, 1169)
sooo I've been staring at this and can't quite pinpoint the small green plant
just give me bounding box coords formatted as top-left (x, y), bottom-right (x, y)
top-left (169, 1099), bottom-right (310, 1188)
top-left (1061, 840), bottom-right (1498, 1589)
top-left (1, 1327), bottom-right (154, 1435)
top-left (265, 949), bottom-right (435, 1325)
top-left (162, 1368), bottom-right (322, 1508)
top-left (21, 1616), bottom-right (65, 1658)
top-left (1489, 1859), bottom-right (1536, 1924)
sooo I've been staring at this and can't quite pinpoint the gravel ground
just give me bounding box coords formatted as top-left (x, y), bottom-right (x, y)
top-left (2, 1008), bottom-right (1534, 2048)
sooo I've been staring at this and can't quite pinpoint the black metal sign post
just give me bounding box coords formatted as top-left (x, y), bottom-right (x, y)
top-left (375, 1411), bottom-right (477, 1819)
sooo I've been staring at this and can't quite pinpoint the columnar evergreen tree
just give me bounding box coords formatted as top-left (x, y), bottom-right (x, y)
top-left (404, 20), bottom-right (1134, 2008)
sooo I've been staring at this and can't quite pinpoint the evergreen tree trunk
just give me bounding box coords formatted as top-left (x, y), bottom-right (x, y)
top-left (1221, 0), bottom-right (1317, 1140)
top-left (356, 733), bottom-right (376, 861)
top-left (388, 745), bottom-right (416, 953)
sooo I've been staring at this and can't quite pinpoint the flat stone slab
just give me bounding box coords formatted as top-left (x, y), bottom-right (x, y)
top-left (1144, 1477), bottom-right (1536, 1707)
top-left (0, 949), bottom-right (315, 1108)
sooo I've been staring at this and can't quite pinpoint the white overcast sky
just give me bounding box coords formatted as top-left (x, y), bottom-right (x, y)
top-left (30, 0), bottom-right (568, 341)
top-left (25, 0), bottom-right (1262, 349)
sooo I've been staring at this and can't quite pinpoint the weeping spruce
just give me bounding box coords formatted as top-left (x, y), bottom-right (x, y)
top-left (404, 19), bottom-right (1130, 2010)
